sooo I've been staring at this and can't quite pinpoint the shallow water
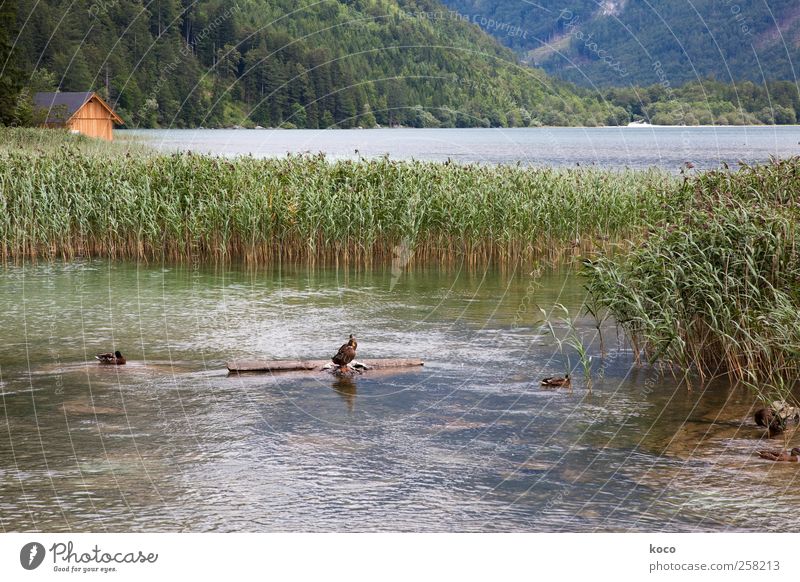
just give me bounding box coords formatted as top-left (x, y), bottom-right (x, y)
top-left (122, 126), bottom-right (800, 171)
top-left (0, 260), bottom-right (795, 532)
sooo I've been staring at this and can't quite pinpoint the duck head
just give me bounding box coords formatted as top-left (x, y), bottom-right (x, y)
top-left (114, 350), bottom-right (123, 359)
top-left (755, 408), bottom-right (774, 427)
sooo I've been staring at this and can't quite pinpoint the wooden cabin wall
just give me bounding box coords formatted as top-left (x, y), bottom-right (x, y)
top-left (68, 98), bottom-right (114, 140)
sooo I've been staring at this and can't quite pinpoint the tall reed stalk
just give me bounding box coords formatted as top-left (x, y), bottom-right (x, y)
top-left (584, 157), bottom-right (800, 389)
top-left (0, 128), bottom-right (677, 265)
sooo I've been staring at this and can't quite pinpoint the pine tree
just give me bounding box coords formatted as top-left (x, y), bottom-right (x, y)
top-left (0, 0), bottom-right (22, 125)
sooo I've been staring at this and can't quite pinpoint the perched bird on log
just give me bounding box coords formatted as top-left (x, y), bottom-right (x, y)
top-left (541, 374), bottom-right (570, 388)
top-left (758, 447), bottom-right (800, 462)
top-left (332, 335), bottom-right (357, 372)
top-left (95, 350), bottom-right (126, 365)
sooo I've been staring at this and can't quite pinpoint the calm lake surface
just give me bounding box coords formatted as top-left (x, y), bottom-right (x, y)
top-left (0, 261), bottom-right (792, 532)
top-left (123, 126), bottom-right (800, 170)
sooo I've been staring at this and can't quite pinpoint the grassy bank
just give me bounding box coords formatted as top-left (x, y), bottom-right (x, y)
top-left (0, 128), bottom-right (677, 264)
top-left (585, 157), bottom-right (800, 389)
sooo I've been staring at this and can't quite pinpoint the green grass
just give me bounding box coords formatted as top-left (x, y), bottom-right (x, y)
top-left (0, 127), bottom-right (151, 156)
top-left (0, 128), bottom-right (677, 264)
top-left (584, 157), bottom-right (800, 389)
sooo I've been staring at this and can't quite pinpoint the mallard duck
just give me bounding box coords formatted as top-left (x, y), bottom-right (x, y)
top-left (541, 374), bottom-right (570, 388)
top-left (755, 407), bottom-right (775, 427)
top-left (95, 350), bottom-right (126, 365)
top-left (332, 335), bottom-right (357, 372)
top-left (755, 407), bottom-right (786, 435)
top-left (758, 447), bottom-right (800, 462)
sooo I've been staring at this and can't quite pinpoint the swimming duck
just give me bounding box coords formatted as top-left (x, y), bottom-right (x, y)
top-left (755, 406), bottom-right (787, 435)
top-left (755, 407), bottom-right (776, 427)
top-left (541, 374), bottom-right (570, 388)
top-left (758, 447), bottom-right (800, 462)
top-left (95, 350), bottom-right (126, 365)
top-left (332, 335), bottom-right (357, 372)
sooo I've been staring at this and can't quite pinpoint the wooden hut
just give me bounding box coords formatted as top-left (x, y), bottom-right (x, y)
top-left (33, 92), bottom-right (124, 141)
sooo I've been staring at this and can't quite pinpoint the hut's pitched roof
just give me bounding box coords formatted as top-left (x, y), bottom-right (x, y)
top-left (33, 92), bottom-right (124, 125)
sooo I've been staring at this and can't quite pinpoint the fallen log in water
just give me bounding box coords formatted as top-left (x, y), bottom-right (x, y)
top-left (226, 358), bottom-right (424, 374)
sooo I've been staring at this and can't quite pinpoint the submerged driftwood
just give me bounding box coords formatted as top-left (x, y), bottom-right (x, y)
top-left (226, 358), bottom-right (424, 374)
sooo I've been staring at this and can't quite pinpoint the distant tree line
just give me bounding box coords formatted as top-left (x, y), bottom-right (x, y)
top-left (603, 80), bottom-right (800, 125)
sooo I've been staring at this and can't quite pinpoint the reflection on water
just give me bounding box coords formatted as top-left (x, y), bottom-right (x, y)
top-left (0, 260), bottom-right (795, 532)
top-left (331, 378), bottom-right (358, 413)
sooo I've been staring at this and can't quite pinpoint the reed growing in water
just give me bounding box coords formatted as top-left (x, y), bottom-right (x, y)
top-left (584, 157), bottom-right (800, 388)
top-left (0, 128), bottom-right (677, 265)
top-left (5, 128), bottom-right (798, 388)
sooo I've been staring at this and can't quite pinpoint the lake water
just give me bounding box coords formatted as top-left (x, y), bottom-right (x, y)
top-left (122, 126), bottom-right (800, 170)
top-left (0, 261), bottom-right (792, 532)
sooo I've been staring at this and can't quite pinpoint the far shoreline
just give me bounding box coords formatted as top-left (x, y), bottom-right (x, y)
top-left (119, 124), bottom-right (800, 132)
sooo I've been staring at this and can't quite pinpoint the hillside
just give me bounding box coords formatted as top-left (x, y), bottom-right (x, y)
top-left (3, 0), bottom-right (629, 128)
top-left (442, 0), bottom-right (800, 87)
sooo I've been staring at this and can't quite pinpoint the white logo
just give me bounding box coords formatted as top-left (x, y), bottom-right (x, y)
top-left (20, 542), bottom-right (46, 570)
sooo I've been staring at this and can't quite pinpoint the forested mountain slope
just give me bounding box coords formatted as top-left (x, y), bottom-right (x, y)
top-left (4, 0), bottom-right (628, 127)
top-left (442, 0), bottom-right (800, 87)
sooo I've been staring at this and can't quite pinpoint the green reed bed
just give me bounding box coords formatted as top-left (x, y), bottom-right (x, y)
top-left (0, 128), bottom-right (677, 264)
top-left (585, 157), bottom-right (800, 388)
